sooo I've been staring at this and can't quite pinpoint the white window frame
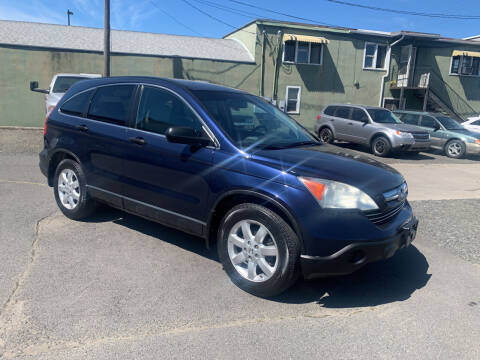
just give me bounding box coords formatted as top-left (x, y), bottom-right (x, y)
top-left (449, 55), bottom-right (480, 77)
top-left (285, 86), bottom-right (302, 114)
top-left (282, 41), bottom-right (323, 65)
top-left (363, 42), bottom-right (387, 71)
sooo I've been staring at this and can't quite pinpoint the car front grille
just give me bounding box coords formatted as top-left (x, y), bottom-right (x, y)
top-left (364, 200), bottom-right (406, 225)
top-left (410, 132), bottom-right (430, 142)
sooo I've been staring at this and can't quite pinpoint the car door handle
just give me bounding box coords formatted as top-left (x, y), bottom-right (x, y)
top-left (75, 124), bottom-right (88, 132)
top-left (129, 137), bottom-right (146, 145)
top-left (348, 122), bottom-right (354, 125)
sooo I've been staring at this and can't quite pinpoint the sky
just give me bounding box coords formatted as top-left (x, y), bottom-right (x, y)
top-left (0, 0), bottom-right (478, 39)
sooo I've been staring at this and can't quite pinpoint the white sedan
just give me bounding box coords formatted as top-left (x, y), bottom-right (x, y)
top-left (463, 116), bottom-right (480, 134)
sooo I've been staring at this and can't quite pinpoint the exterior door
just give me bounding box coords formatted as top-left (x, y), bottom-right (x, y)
top-left (419, 115), bottom-right (446, 148)
top-left (397, 45), bottom-right (416, 87)
top-left (332, 106), bottom-right (352, 140)
top-left (347, 107), bottom-right (372, 144)
top-left (123, 85), bottom-right (214, 235)
top-left (79, 84), bottom-right (136, 207)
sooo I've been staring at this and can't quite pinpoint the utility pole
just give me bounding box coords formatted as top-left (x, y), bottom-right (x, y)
top-left (67, 10), bottom-right (73, 26)
top-left (104, 0), bottom-right (111, 77)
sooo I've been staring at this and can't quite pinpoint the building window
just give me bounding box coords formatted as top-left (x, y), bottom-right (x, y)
top-left (283, 41), bottom-right (323, 65)
top-left (363, 43), bottom-right (387, 70)
top-left (451, 55), bottom-right (480, 76)
top-left (286, 86), bottom-right (301, 114)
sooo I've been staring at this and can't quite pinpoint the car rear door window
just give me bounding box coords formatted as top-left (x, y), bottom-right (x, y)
top-left (335, 106), bottom-right (351, 119)
top-left (60, 89), bottom-right (94, 117)
top-left (324, 106), bottom-right (336, 116)
top-left (135, 86), bottom-right (203, 135)
top-left (351, 108), bottom-right (369, 122)
top-left (401, 113), bottom-right (420, 125)
top-left (420, 116), bottom-right (437, 129)
top-left (87, 85), bottom-right (135, 126)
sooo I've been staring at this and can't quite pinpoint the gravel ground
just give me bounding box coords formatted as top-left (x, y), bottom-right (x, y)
top-left (412, 199), bottom-right (480, 264)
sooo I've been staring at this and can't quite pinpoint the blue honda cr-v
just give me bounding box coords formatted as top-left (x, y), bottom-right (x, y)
top-left (39, 77), bottom-right (418, 297)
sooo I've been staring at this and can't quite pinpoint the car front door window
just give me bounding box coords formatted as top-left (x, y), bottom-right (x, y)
top-left (136, 86), bottom-right (203, 135)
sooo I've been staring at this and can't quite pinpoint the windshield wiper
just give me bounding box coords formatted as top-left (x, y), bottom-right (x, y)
top-left (259, 141), bottom-right (319, 150)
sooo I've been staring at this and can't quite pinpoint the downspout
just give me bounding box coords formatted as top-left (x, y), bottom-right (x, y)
top-left (272, 30), bottom-right (283, 102)
top-left (260, 30), bottom-right (266, 97)
top-left (378, 35), bottom-right (405, 107)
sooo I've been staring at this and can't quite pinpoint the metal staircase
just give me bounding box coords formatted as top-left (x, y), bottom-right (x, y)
top-left (391, 66), bottom-right (479, 122)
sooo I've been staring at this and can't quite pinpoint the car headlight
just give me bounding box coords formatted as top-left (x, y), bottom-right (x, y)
top-left (299, 177), bottom-right (379, 210)
top-left (395, 130), bottom-right (413, 138)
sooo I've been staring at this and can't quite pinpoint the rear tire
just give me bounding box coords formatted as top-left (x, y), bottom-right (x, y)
top-left (444, 139), bottom-right (466, 159)
top-left (54, 159), bottom-right (96, 220)
top-left (371, 136), bottom-right (392, 157)
top-left (217, 203), bottom-right (300, 297)
top-left (319, 127), bottom-right (334, 144)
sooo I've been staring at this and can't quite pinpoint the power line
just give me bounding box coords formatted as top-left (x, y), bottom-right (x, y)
top-left (191, 0), bottom-right (257, 19)
top-left (229, 0), bottom-right (339, 27)
top-left (180, 0), bottom-right (257, 34)
top-left (149, 1), bottom-right (204, 36)
top-left (325, 0), bottom-right (480, 20)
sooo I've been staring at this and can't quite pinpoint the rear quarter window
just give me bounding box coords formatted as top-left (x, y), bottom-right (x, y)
top-left (324, 106), bottom-right (336, 116)
top-left (60, 89), bottom-right (95, 117)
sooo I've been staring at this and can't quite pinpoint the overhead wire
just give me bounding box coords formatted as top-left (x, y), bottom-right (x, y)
top-left (325, 0), bottom-right (480, 20)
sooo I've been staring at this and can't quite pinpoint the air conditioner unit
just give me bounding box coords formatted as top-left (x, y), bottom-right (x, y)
top-left (461, 66), bottom-right (473, 75)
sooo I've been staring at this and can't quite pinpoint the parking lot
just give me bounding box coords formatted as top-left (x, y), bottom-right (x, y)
top-left (0, 129), bottom-right (479, 359)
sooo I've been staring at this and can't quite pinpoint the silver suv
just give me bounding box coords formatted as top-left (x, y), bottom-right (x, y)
top-left (314, 104), bottom-right (431, 157)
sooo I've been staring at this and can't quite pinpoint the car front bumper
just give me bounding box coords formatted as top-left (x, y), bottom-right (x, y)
top-left (300, 216), bottom-right (418, 279)
top-left (466, 142), bottom-right (480, 155)
top-left (391, 137), bottom-right (430, 152)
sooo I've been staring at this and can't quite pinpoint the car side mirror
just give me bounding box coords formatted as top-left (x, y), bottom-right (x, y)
top-left (433, 123), bottom-right (441, 131)
top-left (165, 126), bottom-right (211, 147)
top-left (30, 81), bottom-right (49, 94)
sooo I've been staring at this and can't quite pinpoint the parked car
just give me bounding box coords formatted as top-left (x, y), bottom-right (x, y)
top-left (30, 73), bottom-right (101, 113)
top-left (394, 110), bottom-right (480, 159)
top-left (39, 77), bottom-right (418, 297)
top-left (462, 116), bottom-right (480, 134)
top-left (315, 105), bottom-right (431, 157)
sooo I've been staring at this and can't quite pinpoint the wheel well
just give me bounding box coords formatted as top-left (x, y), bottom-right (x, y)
top-left (370, 132), bottom-right (390, 146)
top-left (48, 152), bottom-right (76, 186)
top-left (207, 193), bottom-right (301, 248)
top-left (318, 125), bottom-right (332, 135)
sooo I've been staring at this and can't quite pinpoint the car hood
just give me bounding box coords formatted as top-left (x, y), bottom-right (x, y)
top-left (251, 144), bottom-right (404, 196)
top-left (445, 128), bottom-right (480, 139)
top-left (381, 123), bottom-right (428, 132)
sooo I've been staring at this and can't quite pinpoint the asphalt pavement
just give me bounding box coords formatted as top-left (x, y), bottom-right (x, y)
top-left (0, 130), bottom-right (479, 359)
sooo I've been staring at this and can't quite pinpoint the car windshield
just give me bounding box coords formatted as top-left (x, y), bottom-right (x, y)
top-left (192, 90), bottom-right (318, 150)
top-left (367, 109), bottom-right (401, 124)
top-left (436, 116), bottom-right (464, 130)
top-left (52, 76), bottom-right (89, 93)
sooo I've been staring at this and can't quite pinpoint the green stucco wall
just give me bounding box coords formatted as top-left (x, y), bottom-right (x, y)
top-left (257, 24), bottom-right (389, 130)
top-left (415, 46), bottom-right (480, 115)
top-left (0, 46), bottom-right (258, 127)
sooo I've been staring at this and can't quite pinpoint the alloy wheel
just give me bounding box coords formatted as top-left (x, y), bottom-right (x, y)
top-left (227, 220), bottom-right (278, 282)
top-left (57, 169), bottom-right (80, 210)
top-left (447, 142), bottom-right (462, 157)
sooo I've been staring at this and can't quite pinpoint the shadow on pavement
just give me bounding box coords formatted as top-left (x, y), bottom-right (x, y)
top-left (273, 245), bottom-right (430, 307)
top-left (333, 142), bottom-right (436, 161)
top-left (85, 206), bottom-right (431, 308)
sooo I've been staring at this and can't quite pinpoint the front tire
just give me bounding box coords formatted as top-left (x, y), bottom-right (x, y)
top-left (445, 139), bottom-right (466, 159)
top-left (371, 136), bottom-right (392, 157)
top-left (54, 159), bottom-right (96, 220)
top-left (217, 204), bottom-right (300, 297)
